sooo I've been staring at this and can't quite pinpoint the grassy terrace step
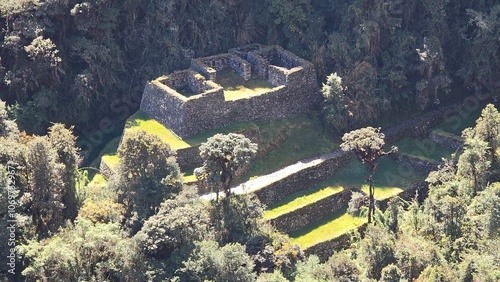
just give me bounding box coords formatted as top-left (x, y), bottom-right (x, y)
top-left (237, 116), bottom-right (338, 184)
top-left (291, 208), bottom-right (366, 250)
top-left (330, 158), bottom-right (425, 199)
top-left (263, 157), bottom-right (425, 220)
top-left (392, 137), bottom-right (456, 162)
top-left (216, 69), bottom-right (275, 101)
top-left (436, 105), bottom-right (483, 135)
top-left (99, 111), bottom-right (336, 182)
top-left (125, 110), bottom-right (258, 151)
top-left (265, 157), bottom-right (426, 249)
top-left (263, 183), bottom-right (344, 220)
top-left (98, 110), bottom-right (258, 177)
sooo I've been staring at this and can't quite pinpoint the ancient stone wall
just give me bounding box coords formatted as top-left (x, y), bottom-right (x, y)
top-left (269, 188), bottom-right (354, 233)
top-left (141, 45), bottom-right (321, 138)
top-left (304, 223), bottom-right (369, 262)
top-left (383, 106), bottom-right (459, 143)
top-left (99, 159), bottom-right (114, 180)
top-left (253, 150), bottom-right (352, 206)
top-left (190, 53), bottom-right (251, 81)
top-left (430, 130), bottom-right (463, 150)
top-left (140, 81), bottom-right (187, 135)
top-left (392, 153), bottom-right (441, 174)
top-left (175, 125), bottom-right (262, 171)
top-left (160, 70), bottom-right (207, 94)
top-left (229, 44), bottom-right (265, 61)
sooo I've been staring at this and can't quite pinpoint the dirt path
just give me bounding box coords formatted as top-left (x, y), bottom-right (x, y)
top-left (200, 149), bottom-right (347, 200)
top-left (200, 105), bottom-right (456, 201)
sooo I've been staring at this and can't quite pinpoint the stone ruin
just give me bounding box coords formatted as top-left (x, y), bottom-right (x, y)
top-left (140, 44), bottom-right (322, 138)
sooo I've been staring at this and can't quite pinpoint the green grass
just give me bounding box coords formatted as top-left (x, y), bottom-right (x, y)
top-left (88, 173), bottom-right (107, 187)
top-left (184, 174), bottom-right (197, 183)
top-left (291, 208), bottom-right (366, 250)
top-left (125, 110), bottom-right (191, 150)
top-left (330, 158), bottom-right (426, 200)
top-left (93, 110), bottom-right (259, 177)
top-left (216, 69), bottom-right (275, 101)
top-left (264, 156), bottom-right (421, 228)
top-left (264, 184), bottom-right (343, 220)
top-left (101, 155), bottom-right (120, 170)
top-left (393, 137), bottom-right (456, 161)
top-left (125, 110), bottom-right (258, 151)
top-left (182, 121), bottom-right (258, 146)
top-left (236, 116), bottom-right (339, 184)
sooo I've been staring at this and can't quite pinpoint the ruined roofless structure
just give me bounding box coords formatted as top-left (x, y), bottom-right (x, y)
top-left (140, 44), bottom-right (322, 138)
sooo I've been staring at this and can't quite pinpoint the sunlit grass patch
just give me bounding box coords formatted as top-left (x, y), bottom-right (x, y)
top-left (184, 174), bottom-right (197, 183)
top-left (216, 69), bottom-right (275, 101)
top-left (88, 173), bottom-right (107, 187)
top-left (264, 185), bottom-right (343, 220)
top-left (101, 155), bottom-right (120, 170)
top-left (332, 158), bottom-right (426, 195)
top-left (291, 208), bottom-right (366, 250)
top-left (125, 110), bottom-right (190, 150)
top-left (125, 110), bottom-right (258, 151)
top-left (360, 186), bottom-right (403, 200)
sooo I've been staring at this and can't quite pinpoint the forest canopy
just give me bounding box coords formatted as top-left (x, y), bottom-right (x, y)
top-left (0, 0), bottom-right (499, 138)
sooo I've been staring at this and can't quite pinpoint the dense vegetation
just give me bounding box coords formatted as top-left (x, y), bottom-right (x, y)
top-left (1, 0), bottom-right (500, 281)
top-left (1, 101), bottom-right (499, 281)
top-left (1, 0), bottom-right (499, 137)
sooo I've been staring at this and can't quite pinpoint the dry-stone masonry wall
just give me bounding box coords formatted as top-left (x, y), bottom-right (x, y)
top-left (191, 53), bottom-right (251, 81)
top-left (429, 130), bottom-right (463, 150)
top-left (392, 153), bottom-right (441, 174)
top-left (252, 150), bottom-right (352, 207)
top-left (269, 188), bottom-right (354, 234)
top-left (140, 45), bottom-right (321, 138)
top-left (176, 125), bottom-right (262, 171)
top-left (99, 159), bottom-right (114, 180)
top-left (304, 223), bottom-right (369, 262)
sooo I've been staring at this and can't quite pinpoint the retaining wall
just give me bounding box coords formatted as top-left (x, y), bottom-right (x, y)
top-left (304, 182), bottom-right (427, 262)
top-left (430, 130), bottom-right (463, 150)
top-left (99, 159), bottom-right (114, 180)
top-left (253, 150), bottom-right (352, 206)
top-left (190, 53), bottom-right (251, 81)
top-left (303, 223), bottom-right (369, 262)
top-left (175, 125), bottom-right (262, 171)
top-left (392, 153), bottom-right (441, 174)
top-left (383, 106), bottom-right (459, 143)
top-left (269, 188), bottom-right (354, 233)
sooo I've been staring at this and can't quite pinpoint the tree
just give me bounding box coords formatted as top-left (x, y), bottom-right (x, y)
top-left (457, 128), bottom-right (491, 197)
top-left (48, 123), bottom-right (79, 221)
top-left (0, 99), bottom-right (19, 139)
top-left (19, 218), bottom-right (145, 281)
top-left (27, 136), bottom-right (65, 237)
top-left (179, 240), bottom-right (256, 282)
top-left (380, 264), bottom-right (402, 282)
top-left (466, 183), bottom-right (500, 239)
top-left (358, 225), bottom-right (396, 280)
top-left (109, 130), bottom-right (182, 233)
top-left (195, 133), bottom-right (257, 201)
top-left (135, 186), bottom-right (212, 259)
top-left (212, 194), bottom-right (265, 244)
top-left (322, 64), bottom-right (385, 133)
top-left (472, 104), bottom-right (500, 169)
top-left (340, 127), bottom-right (396, 223)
